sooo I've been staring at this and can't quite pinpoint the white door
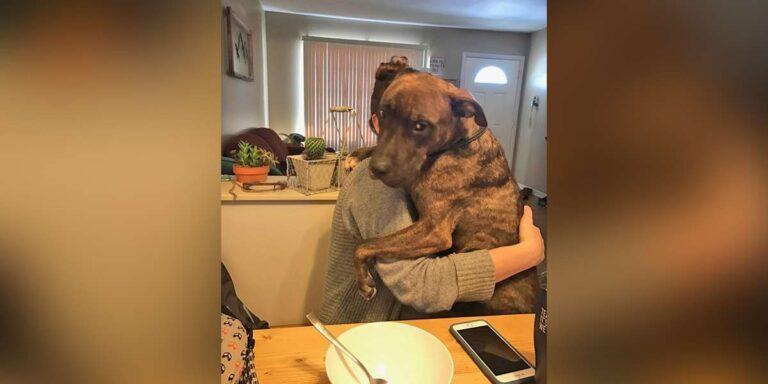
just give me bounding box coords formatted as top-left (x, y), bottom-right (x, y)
top-left (459, 53), bottom-right (524, 167)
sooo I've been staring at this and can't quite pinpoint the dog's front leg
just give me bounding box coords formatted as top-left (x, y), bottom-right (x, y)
top-left (354, 217), bottom-right (455, 300)
top-left (344, 146), bottom-right (375, 171)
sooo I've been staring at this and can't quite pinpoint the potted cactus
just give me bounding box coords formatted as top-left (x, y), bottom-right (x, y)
top-left (287, 136), bottom-right (336, 193)
top-left (231, 140), bottom-right (276, 184)
top-left (302, 137), bottom-right (327, 160)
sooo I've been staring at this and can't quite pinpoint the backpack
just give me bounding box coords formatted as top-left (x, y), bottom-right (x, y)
top-left (221, 263), bottom-right (269, 331)
top-left (221, 263), bottom-right (268, 384)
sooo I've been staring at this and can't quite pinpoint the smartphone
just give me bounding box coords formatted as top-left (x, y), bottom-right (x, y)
top-left (450, 320), bottom-right (535, 384)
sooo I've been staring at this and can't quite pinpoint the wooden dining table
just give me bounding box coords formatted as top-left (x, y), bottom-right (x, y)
top-left (253, 314), bottom-right (535, 383)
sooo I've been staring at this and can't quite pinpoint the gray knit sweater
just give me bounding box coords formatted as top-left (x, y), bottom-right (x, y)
top-left (318, 159), bottom-right (496, 324)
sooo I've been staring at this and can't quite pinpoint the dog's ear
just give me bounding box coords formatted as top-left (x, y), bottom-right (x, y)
top-left (450, 89), bottom-right (488, 127)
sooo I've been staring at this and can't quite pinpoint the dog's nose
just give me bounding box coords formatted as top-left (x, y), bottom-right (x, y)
top-left (369, 157), bottom-right (392, 177)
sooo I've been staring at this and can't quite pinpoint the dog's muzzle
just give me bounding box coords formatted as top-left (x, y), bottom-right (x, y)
top-left (369, 157), bottom-right (392, 179)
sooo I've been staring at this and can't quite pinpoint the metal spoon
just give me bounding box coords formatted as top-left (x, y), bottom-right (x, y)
top-left (306, 312), bottom-right (388, 384)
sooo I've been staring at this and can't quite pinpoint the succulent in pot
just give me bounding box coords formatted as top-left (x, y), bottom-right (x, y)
top-left (231, 140), bottom-right (277, 184)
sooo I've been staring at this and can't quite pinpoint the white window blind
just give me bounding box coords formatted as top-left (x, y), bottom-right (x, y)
top-left (303, 38), bottom-right (424, 151)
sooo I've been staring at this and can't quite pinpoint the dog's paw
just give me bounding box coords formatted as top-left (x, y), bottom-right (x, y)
top-left (343, 155), bottom-right (360, 172)
top-left (356, 269), bottom-right (378, 300)
top-left (358, 285), bottom-right (377, 301)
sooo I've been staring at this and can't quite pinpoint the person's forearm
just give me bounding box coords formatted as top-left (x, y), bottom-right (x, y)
top-left (377, 249), bottom-right (496, 312)
top-left (489, 242), bottom-right (540, 282)
top-left (376, 255), bottom-right (460, 313)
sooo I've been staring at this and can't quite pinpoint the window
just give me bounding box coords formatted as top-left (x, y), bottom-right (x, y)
top-left (303, 38), bottom-right (424, 151)
top-left (474, 65), bottom-right (508, 84)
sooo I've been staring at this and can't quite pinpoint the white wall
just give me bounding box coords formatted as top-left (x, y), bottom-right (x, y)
top-left (222, 0), bottom-right (269, 138)
top-left (264, 11), bottom-right (531, 135)
top-left (222, 201), bottom-right (336, 326)
top-left (514, 28), bottom-right (547, 195)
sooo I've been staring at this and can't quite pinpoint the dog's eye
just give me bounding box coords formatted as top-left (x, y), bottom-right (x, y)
top-left (379, 110), bottom-right (385, 119)
top-left (414, 121), bottom-right (429, 132)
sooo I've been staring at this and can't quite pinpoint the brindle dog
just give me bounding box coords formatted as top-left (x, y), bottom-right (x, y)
top-left (349, 61), bottom-right (538, 314)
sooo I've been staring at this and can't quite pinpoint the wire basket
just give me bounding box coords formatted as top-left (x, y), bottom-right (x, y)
top-left (286, 154), bottom-right (340, 195)
top-left (334, 154), bottom-right (351, 188)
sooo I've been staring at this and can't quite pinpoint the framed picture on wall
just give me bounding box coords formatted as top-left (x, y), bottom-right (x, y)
top-left (225, 7), bottom-right (253, 81)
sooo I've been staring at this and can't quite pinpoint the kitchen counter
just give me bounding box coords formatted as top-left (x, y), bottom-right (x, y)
top-left (221, 176), bottom-right (339, 202)
top-left (221, 175), bottom-right (339, 325)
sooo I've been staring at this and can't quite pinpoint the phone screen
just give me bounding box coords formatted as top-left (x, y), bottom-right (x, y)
top-left (457, 325), bottom-right (531, 376)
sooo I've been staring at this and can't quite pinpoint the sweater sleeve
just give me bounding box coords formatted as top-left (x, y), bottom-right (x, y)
top-left (342, 161), bottom-right (496, 313)
top-left (376, 250), bottom-right (495, 313)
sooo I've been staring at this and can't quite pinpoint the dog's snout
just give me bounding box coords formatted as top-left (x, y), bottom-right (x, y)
top-left (369, 157), bottom-right (392, 177)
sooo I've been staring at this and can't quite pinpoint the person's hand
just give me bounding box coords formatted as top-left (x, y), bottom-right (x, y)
top-left (518, 205), bottom-right (545, 267)
top-left (489, 205), bottom-right (545, 282)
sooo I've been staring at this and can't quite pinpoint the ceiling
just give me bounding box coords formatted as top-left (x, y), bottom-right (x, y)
top-left (260, 0), bottom-right (547, 32)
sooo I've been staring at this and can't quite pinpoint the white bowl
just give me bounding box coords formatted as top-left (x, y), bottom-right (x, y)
top-left (325, 322), bottom-right (454, 384)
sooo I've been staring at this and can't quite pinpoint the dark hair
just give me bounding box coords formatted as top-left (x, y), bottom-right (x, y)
top-left (369, 57), bottom-right (418, 131)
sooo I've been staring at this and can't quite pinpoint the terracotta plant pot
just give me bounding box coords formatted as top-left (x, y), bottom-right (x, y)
top-left (233, 164), bottom-right (269, 184)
